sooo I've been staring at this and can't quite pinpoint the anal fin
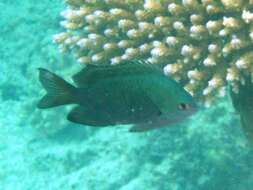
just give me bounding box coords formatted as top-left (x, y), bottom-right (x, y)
top-left (67, 106), bottom-right (114, 127)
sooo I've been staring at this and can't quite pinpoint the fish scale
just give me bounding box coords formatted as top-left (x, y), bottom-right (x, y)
top-left (80, 76), bottom-right (161, 124)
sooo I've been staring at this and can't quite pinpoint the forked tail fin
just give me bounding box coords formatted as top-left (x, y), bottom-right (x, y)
top-left (37, 68), bottom-right (76, 109)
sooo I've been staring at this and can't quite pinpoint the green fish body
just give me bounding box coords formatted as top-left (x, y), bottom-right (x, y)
top-left (38, 60), bottom-right (197, 132)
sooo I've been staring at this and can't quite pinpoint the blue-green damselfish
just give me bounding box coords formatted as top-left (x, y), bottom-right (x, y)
top-left (37, 60), bottom-right (198, 132)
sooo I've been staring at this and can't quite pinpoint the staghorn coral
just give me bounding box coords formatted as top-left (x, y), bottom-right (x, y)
top-left (54, 0), bottom-right (253, 106)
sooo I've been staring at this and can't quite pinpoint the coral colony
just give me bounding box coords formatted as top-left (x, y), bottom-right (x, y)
top-left (53, 0), bottom-right (253, 106)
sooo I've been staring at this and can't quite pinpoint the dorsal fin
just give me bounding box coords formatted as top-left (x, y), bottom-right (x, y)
top-left (72, 60), bottom-right (163, 87)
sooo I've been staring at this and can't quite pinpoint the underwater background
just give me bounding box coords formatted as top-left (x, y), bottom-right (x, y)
top-left (1, 0), bottom-right (253, 189)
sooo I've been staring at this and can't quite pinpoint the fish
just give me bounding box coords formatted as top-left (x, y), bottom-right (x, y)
top-left (37, 60), bottom-right (197, 132)
top-left (230, 75), bottom-right (253, 144)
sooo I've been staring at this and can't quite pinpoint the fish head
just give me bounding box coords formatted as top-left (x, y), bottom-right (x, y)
top-left (131, 97), bottom-right (198, 132)
top-left (160, 82), bottom-right (198, 122)
top-left (153, 99), bottom-right (198, 128)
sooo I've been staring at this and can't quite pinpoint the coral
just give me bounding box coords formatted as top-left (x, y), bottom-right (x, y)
top-left (54, 0), bottom-right (253, 105)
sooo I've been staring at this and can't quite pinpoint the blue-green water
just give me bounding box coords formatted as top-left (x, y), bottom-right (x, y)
top-left (1, 1), bottom-right (253, 189)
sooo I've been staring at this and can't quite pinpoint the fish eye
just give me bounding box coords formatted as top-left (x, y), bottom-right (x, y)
top-left (178, 103), bottom-right (190, 110)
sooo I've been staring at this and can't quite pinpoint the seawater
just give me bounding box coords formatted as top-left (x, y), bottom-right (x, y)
top-left (1, 0), bottom-right (253, 190)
